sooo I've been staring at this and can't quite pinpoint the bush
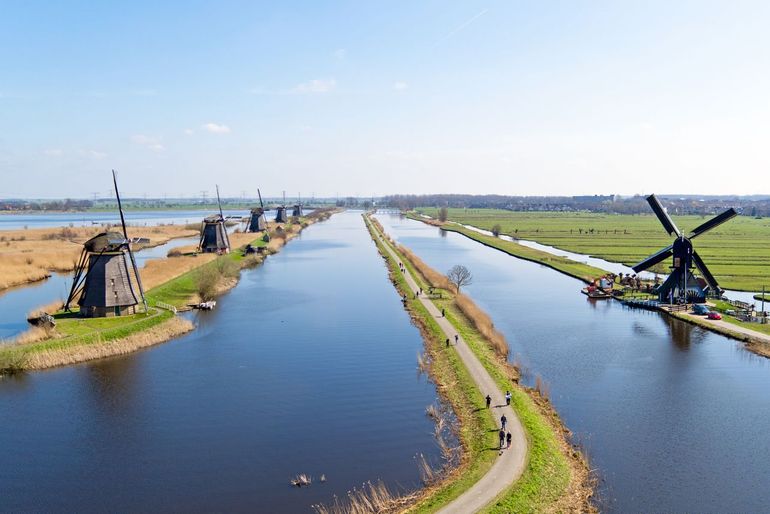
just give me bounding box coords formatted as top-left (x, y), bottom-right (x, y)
top-left (491, 224), bottom-right (502, 237)
top-left (195, 266), bottom-right (220, 301)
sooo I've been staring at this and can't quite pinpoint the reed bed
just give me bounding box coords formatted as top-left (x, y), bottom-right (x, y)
top-left (398, 245), bottom-right (452, 291)
top-left (312, 480), bottom-right (420, 514)
top-left (140, 253), bottom-right (217, 290)
top-left (454, 293), bottom-right (510, 359)
top-left (23, 316), bottom-right (194, 370)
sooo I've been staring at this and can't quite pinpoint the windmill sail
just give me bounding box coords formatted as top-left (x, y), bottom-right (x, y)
top-left (114, 170), bottom-right (148, 313)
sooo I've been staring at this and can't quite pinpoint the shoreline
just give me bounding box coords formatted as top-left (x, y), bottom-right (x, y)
top-left (0, 209), bottom-right (340, 374)
top-left (406, 213), bottom-right (770, 360)
top-left (364, 214), bottom-right (594, 513)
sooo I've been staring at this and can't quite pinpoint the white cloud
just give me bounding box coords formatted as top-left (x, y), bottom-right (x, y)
top-left (393, 81), bottom-right (408, 91)
top-left (184, 128), bottom-right (194, 135)
top-left (86, 150), bottom-right (107, 159)
top-left (292, 78), bottom-right (337, 94)
top-left (43, 148), bottom-right (63, 156)
top-left (334, 48), bottom-right (347, 60)
top-left (201, 122), bottom-right (231, 134)
top-left (131, 134), bottom-right (165, 151)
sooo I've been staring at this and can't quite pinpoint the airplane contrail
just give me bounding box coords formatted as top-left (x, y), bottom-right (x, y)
top-left (434, 8), bottom-right (489, 46)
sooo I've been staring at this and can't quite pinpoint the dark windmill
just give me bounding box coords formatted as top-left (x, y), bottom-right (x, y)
top-left (198, 185), bottom-right (231, 254)
top-left (632, 194), bottom-right (737, 304)
top-left (247, 188), bottom-right (268, 232)
top-left (64, 170), bottom-right (148, 317)
top-left (292, 193), bottom-right (303, 217)
top-left (275, 191), bottom-right (288, 223)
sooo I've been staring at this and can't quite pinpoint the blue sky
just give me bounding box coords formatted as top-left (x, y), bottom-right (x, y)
top-left (1, 1), bottom-right (769, 198)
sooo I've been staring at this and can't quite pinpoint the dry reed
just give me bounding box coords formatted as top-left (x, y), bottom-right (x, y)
top-left (23, 316), bottom-right (194, 370)
top-left (398, 245), bottom-right (452, 290)
top-left (454, 293), bottom-right (510, 359)
top-left (312, 480), bottom-right (419, 514)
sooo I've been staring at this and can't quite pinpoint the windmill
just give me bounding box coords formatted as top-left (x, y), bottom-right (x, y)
top-left (275, 190), bottom-right (288, 223)
top-left (292, 192), bottom-right (303, 217)
top-left (64, 170), bottom-right (148, 317)
top-left (632, 194), bottom-right (737, 304)
top-left (198, 185), bottom-right (231, 253)
top-left (247, 188), bottom-right (268, 232)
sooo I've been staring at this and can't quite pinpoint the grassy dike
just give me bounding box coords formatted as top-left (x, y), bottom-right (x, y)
top-left (364, 215), bottom-right (593, 513)
top-left (407, 214), bottom-right (608, 285)
top-left (0, 210), bottom-right (339, 374)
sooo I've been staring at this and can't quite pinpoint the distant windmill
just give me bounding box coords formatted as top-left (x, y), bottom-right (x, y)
top-left (275, 190), bottom-right (288, 223)
top-left (198, 185), bottom-right (231, 254)
top-left (632, 194), bottom-right (737, 303)
top-left (64, 170), bottom-right (148, 317)
top-left (247, 188), bottom-right (268, 232)
top-left (292, 193), bottom-right (303, 217)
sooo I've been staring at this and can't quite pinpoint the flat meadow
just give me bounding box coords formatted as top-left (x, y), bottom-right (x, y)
top-left (417, 208), bottom-right (770, 292)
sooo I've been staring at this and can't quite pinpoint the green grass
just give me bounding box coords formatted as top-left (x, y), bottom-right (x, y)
top-left (418, 208), bottom-right (770, 292)
top-left (365, 215), bottom-right (576, 513)
top-left (433, 220), bottom-right (609, 285)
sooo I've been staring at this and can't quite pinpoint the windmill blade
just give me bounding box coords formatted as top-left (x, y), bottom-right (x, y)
top-left (215, 185), bottom-right (231, 249)
top-left (692, 251), bottom-right (720, 291)
top-left (631, 245), bottom-right (673, 273)
top-left (113, 169), bottom-right (148, 312)
top-left (689, 208), bottom-right (738, 239)
top-left (113, 169), bottom-right (130, 241)
top-left (646, 194), bottom-right (681, 236)
top-left (257, 188), bottom-right (265, 210)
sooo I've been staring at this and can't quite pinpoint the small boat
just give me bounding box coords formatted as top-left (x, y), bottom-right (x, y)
top-left (581, 287), bottom-right (612, 299)
top-left (193, 301), bottom-right (217, 310)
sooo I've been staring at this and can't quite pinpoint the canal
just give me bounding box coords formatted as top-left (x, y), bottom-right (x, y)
top-left (375, 213), bottom-right (770, 513)
top-left (0, 212), bottom-right (441, 512)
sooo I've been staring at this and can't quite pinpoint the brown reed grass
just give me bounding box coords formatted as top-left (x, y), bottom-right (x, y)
top-left (23, 316), bottom-right (194, 370)
top-left (312, 480), bottom-right (419, 514)
top-left (454, 293), bottom-right (510, 359)
top-left (0, 224), bottom-right (198, 291)
top-left (398, 245), bottom-right (452, 291)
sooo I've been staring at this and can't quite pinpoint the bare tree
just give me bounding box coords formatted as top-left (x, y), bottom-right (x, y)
top-left (447, 265), bottom-right (472, 293)
top-left (438, 206), bottom-right (448, 222)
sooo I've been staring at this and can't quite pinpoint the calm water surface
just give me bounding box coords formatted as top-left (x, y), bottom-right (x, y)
top-left (0, 212), bottom-right (441, 512)
top-left (376, 213), bottom-right (770, 513)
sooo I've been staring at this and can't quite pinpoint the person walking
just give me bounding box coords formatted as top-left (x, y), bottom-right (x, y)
top-left (501, 414), bottom-right (507, 431)
top-left (506, 432), bottom-right (512, 449)
top-left (441, 308), bottom-right (445, 317)
top-left (454, 334), bottom-right (459, 344)
top-left (498, 429), bottom-right (506, 449)
top-left (505, 391), bottom-right (511, 406)
top-left (485, 394), bottom-right (491, 409)
top-left (445, 338), bottom-right (450, 348)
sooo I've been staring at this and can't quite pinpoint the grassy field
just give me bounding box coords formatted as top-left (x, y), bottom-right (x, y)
top-left (417, 208), bottom-right (770, 292)
top-left (364, 215), bottom-right (589, 513)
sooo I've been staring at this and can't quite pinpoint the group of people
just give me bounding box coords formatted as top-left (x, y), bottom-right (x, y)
top-left (486, 390), bottom-right (514, 450)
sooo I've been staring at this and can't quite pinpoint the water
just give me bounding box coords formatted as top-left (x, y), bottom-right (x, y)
top-left (375, 213), bottom-right (770, 513)
top-left (0, 237), bottom-right (198, 340)
top-left (0, 212), bottom-right (442, 512)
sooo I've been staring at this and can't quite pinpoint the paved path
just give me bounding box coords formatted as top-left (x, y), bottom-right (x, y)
top-left (679, 311), bottom-right (770, 344)
top-left (370, 220), bottom-right (528, 513)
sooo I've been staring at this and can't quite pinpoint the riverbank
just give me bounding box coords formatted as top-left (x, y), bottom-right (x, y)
top-left (365, 214), bottom-right (594, 513)
top-left (407, 214), bottom-right (770, 361)
top-left (0, 208), bottom-right (340, 374)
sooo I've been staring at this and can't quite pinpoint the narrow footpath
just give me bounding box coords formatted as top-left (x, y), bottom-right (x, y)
top-left (370, 221), bottom-right (528, 513)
